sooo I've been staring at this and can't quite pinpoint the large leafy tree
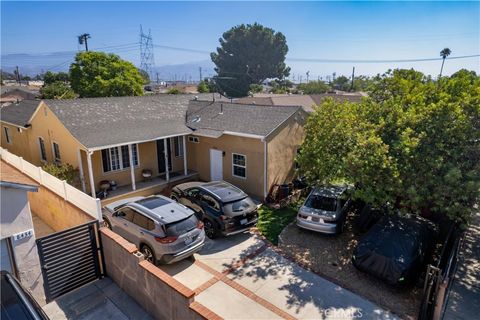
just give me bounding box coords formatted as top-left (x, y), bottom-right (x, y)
top-left (211, 23), bottom-right (290, 97)
top-left (69, 51), bottom-right (144, 97)
top-left (297, 80), bottom-right (330, 94)
top-left (298, 69), bottom-right (480, 224)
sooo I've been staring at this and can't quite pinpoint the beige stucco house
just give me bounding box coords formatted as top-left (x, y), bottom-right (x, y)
top-left (1, 94), bottom-right (307, 202)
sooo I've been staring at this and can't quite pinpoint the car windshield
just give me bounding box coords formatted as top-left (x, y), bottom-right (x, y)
top-left (306, 195), bottom-right (337, 212)
top-left (223, 197), bottom-right (255, 214)
top-left (164, 215), bottom-right (197, 236)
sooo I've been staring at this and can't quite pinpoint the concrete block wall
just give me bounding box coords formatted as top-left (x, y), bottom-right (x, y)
top-left (100, 228), bottom-right (221, 320)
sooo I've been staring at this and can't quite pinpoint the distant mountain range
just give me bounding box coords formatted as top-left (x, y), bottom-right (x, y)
top-left (1, 53), bottom-right (216, 81)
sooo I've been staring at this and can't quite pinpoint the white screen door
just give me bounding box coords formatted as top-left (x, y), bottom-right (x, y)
top-left (210, 149), bottom-right (223, 181)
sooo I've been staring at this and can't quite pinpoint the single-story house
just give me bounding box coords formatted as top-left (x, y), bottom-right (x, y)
top-left (0, 94), bottom-right (307, 201)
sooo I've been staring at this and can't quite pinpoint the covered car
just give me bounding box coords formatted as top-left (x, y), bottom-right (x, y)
top-left (352, 214), bottom-right (438, 286)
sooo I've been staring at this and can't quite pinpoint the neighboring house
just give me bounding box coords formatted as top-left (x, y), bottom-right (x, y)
top-left (0, 94), bottom-right (306, 201)
top-left (186, 100), bottom-right (307, 199)
top-left (1, 87), bottom-right (39, 107)
top-left (0, 160), bottom-right (45, 304)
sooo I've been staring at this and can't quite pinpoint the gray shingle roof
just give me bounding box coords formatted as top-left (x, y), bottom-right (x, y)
top-left (45, 94), bottom-right (209, 149)
top-left (0, 99), bottom-right (40, 127)
top-left (186, 100), bottom-right (301, 138)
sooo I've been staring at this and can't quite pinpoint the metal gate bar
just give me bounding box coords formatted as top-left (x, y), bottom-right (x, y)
top-left (36, 221), bottom-right (104, 302)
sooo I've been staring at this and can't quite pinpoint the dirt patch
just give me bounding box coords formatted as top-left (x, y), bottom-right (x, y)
top-left (278, 213), bottom-right (422, 319)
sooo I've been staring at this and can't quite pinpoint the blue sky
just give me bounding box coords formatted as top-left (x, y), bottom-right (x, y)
top-left (1, 1), bottom-right (479, 79)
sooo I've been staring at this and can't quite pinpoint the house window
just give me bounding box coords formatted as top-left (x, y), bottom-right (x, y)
top-left (3, 127), bottom-right (11, 144)
top-left (188, 136), bottom-right (199, 143)
top-left (38, 137), bottom-right (47, 161)
top-left (232, 153), bottom-right (246, 179)
top-left (53, 142), bottom-right (61, 162)
top-left (120, 145), bottom-right (139, 168)
top-left (173, 137), bottom-right (184, 157)
top-left (101, 144), bottom-right (139, 173)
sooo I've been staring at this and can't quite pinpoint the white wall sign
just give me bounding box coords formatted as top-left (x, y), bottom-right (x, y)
top-left (12, 229), bottom-right (34, 242)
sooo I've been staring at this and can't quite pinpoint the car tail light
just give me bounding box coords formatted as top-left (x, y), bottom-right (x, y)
top-left (197, 220), bottom-right (204, 229)
top-left (155, 236), bottom-right (178, 244)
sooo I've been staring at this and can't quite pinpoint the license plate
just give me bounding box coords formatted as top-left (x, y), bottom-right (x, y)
top-left (184, 237), bottom-right (193, 245)
top-left (240, 218), bottom-right (248, 225)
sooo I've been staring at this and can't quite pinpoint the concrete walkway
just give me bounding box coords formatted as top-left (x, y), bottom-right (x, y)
top-left (43, 278), bottom-right (152, 320)
top-left (161, 232), bottom-right (397, 320)
top-left (444, 210), bottom-right (480, 319)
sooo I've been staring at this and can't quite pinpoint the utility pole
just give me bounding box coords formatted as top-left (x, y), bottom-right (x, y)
top-left (15, 66), bottom-right (20, 84)
top-left (156, 72), bottom-right (159, 84)
top-left (350, 67), bottom-right (355, 92)
top-left (78, 33), bottom-right (91, 51)
top-left (199, 67), bottom-right (203, 82)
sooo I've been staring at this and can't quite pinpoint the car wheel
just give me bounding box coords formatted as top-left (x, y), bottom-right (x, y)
top-left (102, 218), bottom-right (112, 230)
top-left (141, 245), bottom-right (155, 264)
top-left (203, 219), bottom-right (217, 239)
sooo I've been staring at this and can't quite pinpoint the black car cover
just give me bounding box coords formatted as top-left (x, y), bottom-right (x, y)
top-left (352, 215), bottom-right (437, 285)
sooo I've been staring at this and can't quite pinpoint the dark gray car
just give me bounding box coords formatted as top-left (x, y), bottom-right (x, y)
top-left (103, 195), bottom-right (205, 264)
top-left (171, 181), bottom-right (259, 239)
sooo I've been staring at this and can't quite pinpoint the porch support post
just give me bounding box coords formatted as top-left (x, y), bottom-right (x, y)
top-left (164, 138), bottom-right (170, 182)
top-left (128, 144), bottom-right (136, 191)
top-left (86, 151), bottom-right (96, 198)
top-left (77, 148), bottom-right (86, 193)
top-left (183, 135), bottom-right (187, 176)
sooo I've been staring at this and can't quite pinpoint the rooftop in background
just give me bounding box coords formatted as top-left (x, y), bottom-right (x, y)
top-left (187, 100), bottom-right (304, 138)
top-left (217, 91), bottom-right (365, 112)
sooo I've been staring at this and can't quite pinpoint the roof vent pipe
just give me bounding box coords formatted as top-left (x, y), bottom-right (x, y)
top-left (219, 103), bottom-right (223, 114)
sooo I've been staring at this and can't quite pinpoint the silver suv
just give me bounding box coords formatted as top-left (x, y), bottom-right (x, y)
top-left (103, 195), bottom-right (205, 264)
top-left (297, 186), bottom-right (352, 234)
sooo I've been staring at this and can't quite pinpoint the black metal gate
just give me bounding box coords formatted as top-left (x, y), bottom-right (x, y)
top-left (36, 221), bottom-right (104, 302)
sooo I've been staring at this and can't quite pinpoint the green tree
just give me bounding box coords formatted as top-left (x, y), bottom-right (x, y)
top-left (44, 71), bottom-right (69, 84)
top-left (249, 83), bottom-right (263, 94)
top-left (137, 69), bottom-right (150, 85)
top-left (69, 51), bottom-right (144, 97)
top-left (211, 23), bottom-right (290, 97)
top-left (298, 69), bottom-right (480, 224)
top-left (439, 48), bottom-right (451, 77)
top-left (167, 88), bottom-right (181, 94)
top-left (197, 80), bottom-right (210, 93)
top-left (40, 82), bottom-right (76, 99)
top-left (297, 80), bottom-right (330, 94)
top-left (332, 75), bottom-right (351, 91)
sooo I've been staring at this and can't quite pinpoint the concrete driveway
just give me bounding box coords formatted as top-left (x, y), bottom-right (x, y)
top-left (161, 231), bottom-right (398, 320)
top-left (43, 278), bottom-right (152, 320)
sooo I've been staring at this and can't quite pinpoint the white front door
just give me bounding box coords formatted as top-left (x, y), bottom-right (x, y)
top-left (210, 149), bottom-right (223, 181)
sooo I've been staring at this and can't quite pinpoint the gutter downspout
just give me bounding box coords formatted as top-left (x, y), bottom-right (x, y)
top-left (263, 138), bottom-right (268, 201)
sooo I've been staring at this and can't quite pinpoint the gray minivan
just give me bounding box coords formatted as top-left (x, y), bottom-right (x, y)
top-left (103, 195), bottom-right (205, 264)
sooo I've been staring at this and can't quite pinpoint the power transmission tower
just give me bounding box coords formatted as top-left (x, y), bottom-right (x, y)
top-left (140, 25), bottom-right (155, 82)
top-left (78, 33), bottom-right (91, 51)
